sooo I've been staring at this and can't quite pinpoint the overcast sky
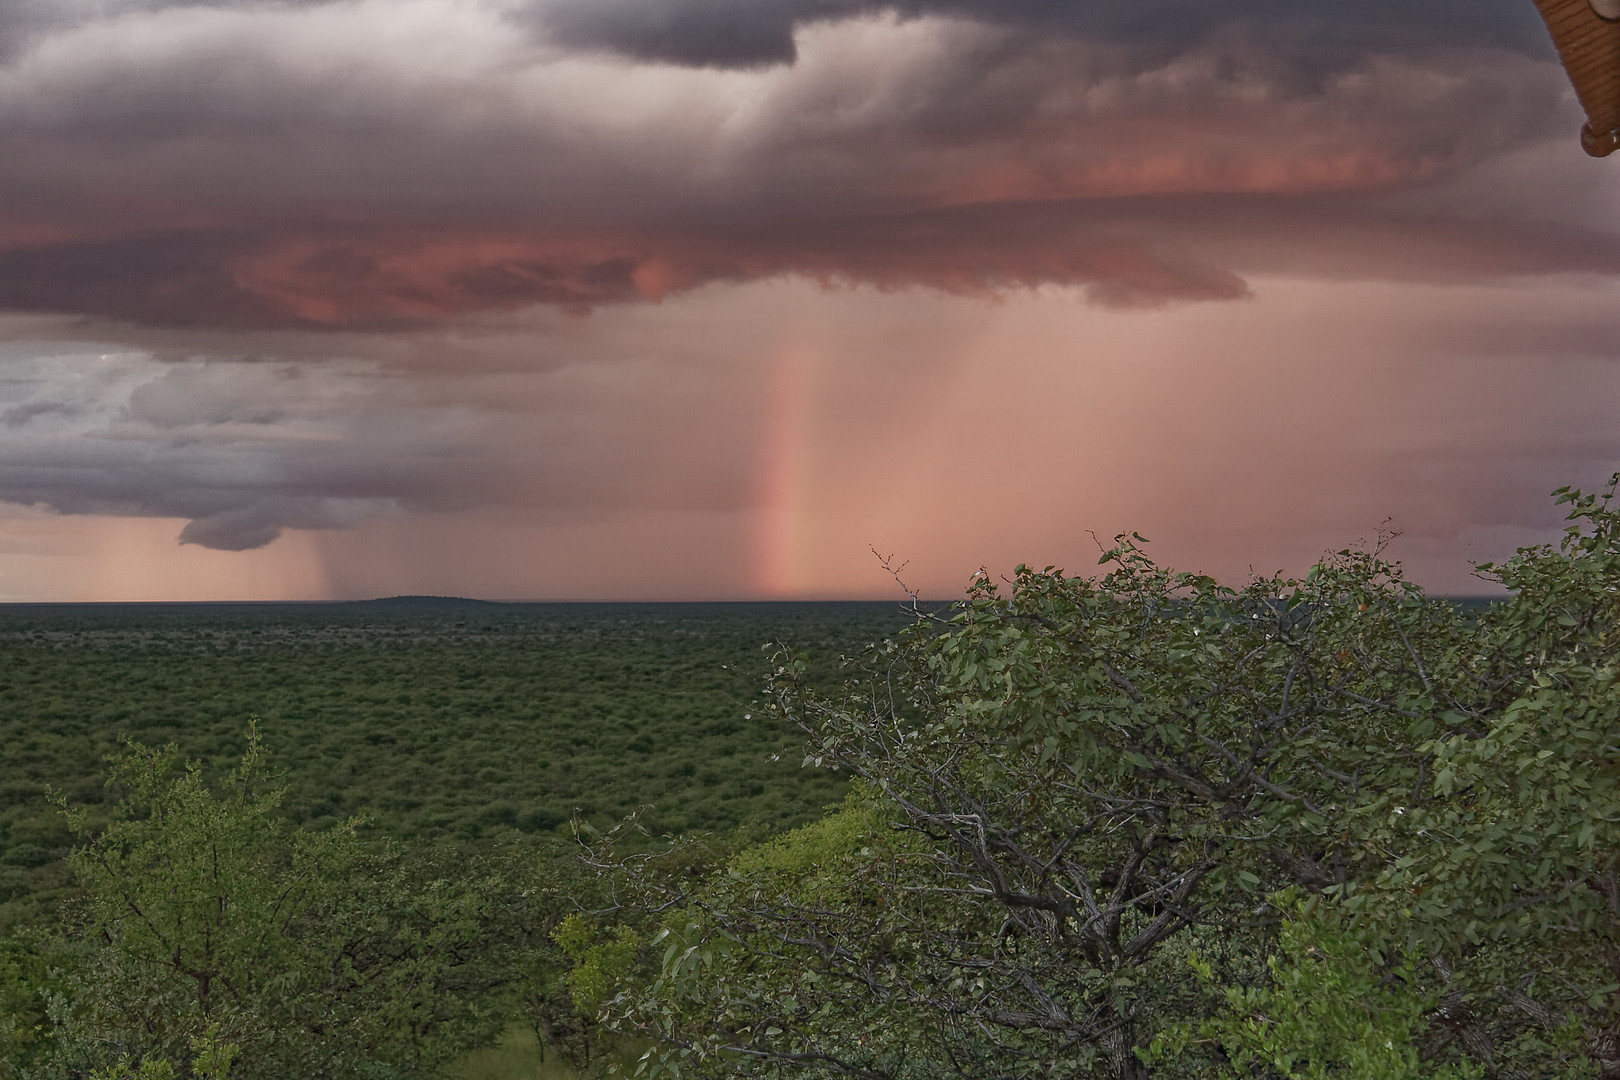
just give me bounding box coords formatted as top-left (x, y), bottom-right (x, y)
top-left (0, 0), bottom-right (1616, 601)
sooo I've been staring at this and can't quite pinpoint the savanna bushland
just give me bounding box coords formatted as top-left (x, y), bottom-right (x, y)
top-left (3, 480), bottom-right (1618, 1080)
top-left (0, 602), bottom-right (904, 1078)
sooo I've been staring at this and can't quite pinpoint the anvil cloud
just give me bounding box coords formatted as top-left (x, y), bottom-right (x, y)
top-left (0, 0), bottom-right (1616, 599)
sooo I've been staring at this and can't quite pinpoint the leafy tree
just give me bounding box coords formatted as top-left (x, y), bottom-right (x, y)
top-left (587, 479), bottom-right (1620, 1079)
top-left (42, 726), bottom-right (520, 1079)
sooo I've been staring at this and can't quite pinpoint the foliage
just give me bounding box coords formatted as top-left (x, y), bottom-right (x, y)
top-left (556, 916), bottom-right (641, 1012)
top-left (0, 929), bottom-right (70, 1078)
top-left (584, 480), bottom-right (1620, 1080)
top-left (0, 602), bottom-right (905, 929)
top-left (84, 1026), bottom-right (238, 1080)
top-left (0, 602), bottom-right (907, 1078)
top-left (1148, 905), bottom-right (1484, 1079)
top-left (508, 861), bottom-right (624, 1073)
top-left (615, 790), bottom-right (952, 1080)
top-left (40, 727), bottom-right (522, 1079)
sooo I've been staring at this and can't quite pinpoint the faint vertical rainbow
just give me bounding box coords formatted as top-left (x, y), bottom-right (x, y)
top-left (752, 342), bottom-right (815, 597)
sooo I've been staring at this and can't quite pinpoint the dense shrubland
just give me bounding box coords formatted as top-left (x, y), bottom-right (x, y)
top-left (2, 481), bottom-right (1617, 1078)
top-left (0, 603), bottom-right (900, 1078)
top-left (0, 603), bottom-right (902, 929)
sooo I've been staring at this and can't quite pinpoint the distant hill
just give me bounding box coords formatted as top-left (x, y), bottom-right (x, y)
top-left (355, 595), bottom-right (502, 608)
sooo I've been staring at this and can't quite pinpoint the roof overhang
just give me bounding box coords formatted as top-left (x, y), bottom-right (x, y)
top-left (1535, 0), bottom-right (1620, 155)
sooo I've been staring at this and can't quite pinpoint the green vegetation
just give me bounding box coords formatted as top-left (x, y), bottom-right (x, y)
top-left (49, 727), bottom-right (514, 1078)
top-left (576, 480), bottom-right (1620, 1079)
top-left (0, 602), bottom-right (909, 928)
top-left (0, 601), bottom-right (911, 1078)
top-left (4, 479), bottom-right (1618, 1079)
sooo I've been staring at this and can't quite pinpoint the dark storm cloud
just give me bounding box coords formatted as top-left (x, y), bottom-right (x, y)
top-left (0, 234), bottom-right (292, 328)
top-left (12, 0), bottom-right (1544, 70)
top-left (0, 0), bottom-right (1579, 330)
top-left (524, 0), bottom-right (1553, 70)
top-left (0, 220), bottom-right (1247, 330)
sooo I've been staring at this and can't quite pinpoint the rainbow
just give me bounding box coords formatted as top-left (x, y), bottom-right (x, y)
top-left (751, 342), bottom-right (816, 597)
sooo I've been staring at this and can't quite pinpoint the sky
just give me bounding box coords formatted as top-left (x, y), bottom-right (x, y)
top-left (0, 0), bottom-right (1618, 601)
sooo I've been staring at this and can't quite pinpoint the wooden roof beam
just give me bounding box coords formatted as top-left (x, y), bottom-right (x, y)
top-left (1535, 0), bottom-right (1620, 155)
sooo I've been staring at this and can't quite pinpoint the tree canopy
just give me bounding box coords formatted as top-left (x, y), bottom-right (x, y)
top-left (585, 479), bottom-right (1620, 1080)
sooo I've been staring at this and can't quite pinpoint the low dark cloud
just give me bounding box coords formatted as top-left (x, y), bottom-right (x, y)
top-left (0, 234), bottom-right (293, 328)
top-left (0, 218), bottom-right (1254, 330)
top-left (0, 353), bottom-right (436, 550)
top-left (0, 341), bottom-right (759, 550)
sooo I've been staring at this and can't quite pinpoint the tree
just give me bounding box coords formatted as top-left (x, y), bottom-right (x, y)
top-left (588, 479), bottom-right (1620, 1079)
top-left (43, 725), bottom-right (520, 1079)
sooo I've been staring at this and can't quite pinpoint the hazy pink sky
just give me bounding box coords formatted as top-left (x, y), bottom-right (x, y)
top-left (0, 0), bottom-right (1616, 601)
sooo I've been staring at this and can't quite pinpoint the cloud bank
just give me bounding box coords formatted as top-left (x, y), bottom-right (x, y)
top-left (0, 0), bottom-right (1614, 588)
top-left (0, 0), bottom-right (1591, 330)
